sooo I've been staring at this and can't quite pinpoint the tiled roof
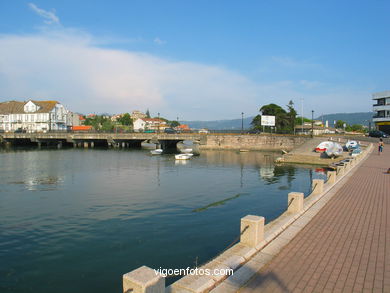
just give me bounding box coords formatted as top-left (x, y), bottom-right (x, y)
top-left (0, 100), bottom-right (58, 114)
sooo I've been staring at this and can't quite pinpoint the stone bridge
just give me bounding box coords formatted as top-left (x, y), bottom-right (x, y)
top-left (1, 132), bottom-right (311, 151)
top-left (0, 132), bottom-right (205, 149)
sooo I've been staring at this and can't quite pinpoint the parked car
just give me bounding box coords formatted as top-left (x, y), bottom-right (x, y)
top-left (144, 129), bottom-right (155, 133)
top-left (14, 128), bottom-right (26, 133)
top-left (0, 129), bottom-right (4, 133)
top-left (368, 130), bottom-right (389, 138)
top-left (164, 128), bottom-right (177, 134)
top-left (247, 129), bottom-right (261, 134)
top-left (198, 128), bottom-right (209, 134)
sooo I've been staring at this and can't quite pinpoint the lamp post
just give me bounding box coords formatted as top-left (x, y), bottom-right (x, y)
top-left (301, 98), bottom-right (304, 134)
top-left (241, 112), bottom-right (244, 134)
top-left (311, 110), bottom-right (314, 138)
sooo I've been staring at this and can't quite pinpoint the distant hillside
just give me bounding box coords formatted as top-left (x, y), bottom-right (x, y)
top-left (316, 112), bottom-right (373, 127)
top-left (182, 112), bottom-right (374, 130)
top-left (182, 117), bottom-right (254, 130)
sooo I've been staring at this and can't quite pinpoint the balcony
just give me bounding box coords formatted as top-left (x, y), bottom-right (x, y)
top-left (373, 116), bottom-right (390, 122)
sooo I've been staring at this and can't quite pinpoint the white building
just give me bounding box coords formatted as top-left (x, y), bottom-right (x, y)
top-left (372, 91), bottom-right (390, 134)
top-left (0, 100), bottom-right (70, 132)
top-left (133, 118), bottom-right (167, 132)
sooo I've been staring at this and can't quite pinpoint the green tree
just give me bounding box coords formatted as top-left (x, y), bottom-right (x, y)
top-left (335, 120), bottom-right (346, 129)
top-left (250, 115), bottom-right (262, 130)
top-left (101, 120), bottom-right (114, 131)
top-left (346, 124), bottom-right (365, 133)
top-left (251, 103), bottom-right (297, 133)
top-left (118, 113), bottom-right (132, 126)
top-left (145, 109), bottom-right (151, 118)
top-left (170, 120), bottom-right (180, 128)
top-left (286, 100), bottom-right (297, 133)
top-left (260, 103), bottom-right (289, 133)
top-left (295, 116), bottom-right (312, 125)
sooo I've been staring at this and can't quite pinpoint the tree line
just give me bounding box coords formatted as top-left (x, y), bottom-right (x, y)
top-left (251, 101), bottom-right (366, 134)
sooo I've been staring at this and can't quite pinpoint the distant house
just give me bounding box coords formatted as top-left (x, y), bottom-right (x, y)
top-left (295, 125), bottom-right (337, 135)
top-left (110, 114), bottom-right (123, 122)
top-left (177, 124), bottom-right (191, 132)
top-left (133, 118), bottom-right (167, 132)
top-left (130, 110), bottom-right (147, 120)
top-left (0, 100), bottom-right (70, 132)
top-left (69, 112), bottom-right (83, 127)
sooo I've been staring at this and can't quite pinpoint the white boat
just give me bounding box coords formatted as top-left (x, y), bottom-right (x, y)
top-left (175, 154), bottom-right (193, 160)
top-left (325, 142), bottom-right (344, 158)
top-left (351, 147), bottom-right (362, 157)
top-left (315, 141), bottom-right (332, 152)
top-left (150, 149), bottom-right (163, 155)
top-left (181, 148), bottom-right (193, 154)
top-left (345, 140), bottom-right (359, 149)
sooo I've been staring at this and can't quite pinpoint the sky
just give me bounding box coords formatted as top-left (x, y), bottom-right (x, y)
top-left (0, 0), bottom-right (389, 120)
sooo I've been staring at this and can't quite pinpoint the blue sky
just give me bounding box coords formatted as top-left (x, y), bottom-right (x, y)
top-left (0, 1), bottom-right (389, 120)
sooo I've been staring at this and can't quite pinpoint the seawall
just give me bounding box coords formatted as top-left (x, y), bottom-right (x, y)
top-left (122, 143), bottom-right (374, 293)
top-left (200, 135), bottom-right (309, 151)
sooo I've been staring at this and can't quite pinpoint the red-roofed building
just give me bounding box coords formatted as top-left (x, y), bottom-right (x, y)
top-left (133, 118), bottom-right (167, 132)
top-left (177, 124), bottom-right (191, 132)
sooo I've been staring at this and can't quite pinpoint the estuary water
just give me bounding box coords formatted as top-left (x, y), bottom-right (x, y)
top-left (0, 148), bottom-right (326, 293)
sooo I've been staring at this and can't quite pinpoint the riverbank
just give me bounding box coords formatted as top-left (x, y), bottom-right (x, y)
top-left (275, 137), bottom-right (368, 165)
top-left (122, 143), bottom-right (373, 293)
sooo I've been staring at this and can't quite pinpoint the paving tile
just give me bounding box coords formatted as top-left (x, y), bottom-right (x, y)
top-left (237, 146), bottom-right (389, 293)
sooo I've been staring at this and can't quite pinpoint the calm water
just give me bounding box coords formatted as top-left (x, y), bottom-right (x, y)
top-left (0, 148), bottom-right (326, 293)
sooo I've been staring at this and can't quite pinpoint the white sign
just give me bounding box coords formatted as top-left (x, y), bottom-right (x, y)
top-left (261, 115), bottom-right (275, 126)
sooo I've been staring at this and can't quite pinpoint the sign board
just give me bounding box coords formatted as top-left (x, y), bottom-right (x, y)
top-left (261, 115), bottom-right (275, 126)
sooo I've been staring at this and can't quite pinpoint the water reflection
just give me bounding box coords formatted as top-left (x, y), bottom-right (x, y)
top-left (0, 148), bottom-right (328, 293)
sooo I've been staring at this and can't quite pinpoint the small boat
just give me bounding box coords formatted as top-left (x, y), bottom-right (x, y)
top-left (181, 148), bottom-right (193, 154)
top-left (239, 149), bottom-right (249, 152)
top-left (150, 149), bottom-right (163, 155)
top-left (351, 148), bottom-right (362, 157)
top-left (175, 154), bottom-right (193, 160)
top-left (345, 140), bottom-right (359, 150)
top-left (315, 141), bottom-right (332, 152)
top-left (325, 142), bottom-right (344, 158)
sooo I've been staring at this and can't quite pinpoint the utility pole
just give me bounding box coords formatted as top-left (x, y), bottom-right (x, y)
top-left (241, 112), bottom-right (244, 134)
top-left (301, 98), bottom-right (304, 134)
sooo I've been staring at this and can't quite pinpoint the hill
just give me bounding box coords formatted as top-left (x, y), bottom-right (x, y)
top-left (316, 112), bottom-right (373, 127)
top-left (182, 112), bottom-right (374, 130)
top-left (182, 117), bottom-right (254, 130)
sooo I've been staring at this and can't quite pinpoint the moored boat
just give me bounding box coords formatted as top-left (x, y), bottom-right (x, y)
top-left (175, 154), bottom-right (193, 160)
top-left (345, 140), bottom-right (359, 150)
top-left (325, 142), bottom-right (344, 158)
top-left (315, 141), bottom-right (332, 152)
top-left (150, 149), bottom-right (163, 155)
top-left (351, 147), bottom-right (362, 157)
top-left (181, 148), bottom-right (193, 154)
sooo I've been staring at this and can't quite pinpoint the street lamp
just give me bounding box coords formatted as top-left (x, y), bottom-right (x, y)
top-left (311, 110), bottom-right (314, 138)
top-left (241, 112), bottom-right (244, 134)
top-left (301, 98), bottom-right (304, 135)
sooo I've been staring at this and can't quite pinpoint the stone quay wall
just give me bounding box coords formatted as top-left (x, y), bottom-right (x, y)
top-left (200, 134), bottom-right (310, 151)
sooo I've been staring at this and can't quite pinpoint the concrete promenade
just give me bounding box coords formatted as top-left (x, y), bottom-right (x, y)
top-left (238, 149), bottom-right (390, 292)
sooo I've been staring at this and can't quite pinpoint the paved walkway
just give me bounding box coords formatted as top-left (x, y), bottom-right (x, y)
top-left (238, 149), bottom-right (390, 293)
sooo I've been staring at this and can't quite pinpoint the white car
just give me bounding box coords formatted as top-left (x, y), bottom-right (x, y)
top-left (198, 129), bottom-right (209, 134)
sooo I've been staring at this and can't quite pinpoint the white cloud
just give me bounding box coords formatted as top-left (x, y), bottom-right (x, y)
top-left (0, 30), bottom-right (370, 120)
top-left (0, 30), bottom-right (266, 119)
top-left (28, 3), bottom-right (60, 25)
top-left (154, 37), bottom-right (167, 45)
top-left (271, 56), bottom-right (319, 69)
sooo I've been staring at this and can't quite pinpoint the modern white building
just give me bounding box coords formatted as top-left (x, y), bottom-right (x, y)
top-left (0, 100), bottom-right (71, 132)
top-left (133, 118), bottom-right (167, 132)
top-left (372, 91), bottom-right (390, 134)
